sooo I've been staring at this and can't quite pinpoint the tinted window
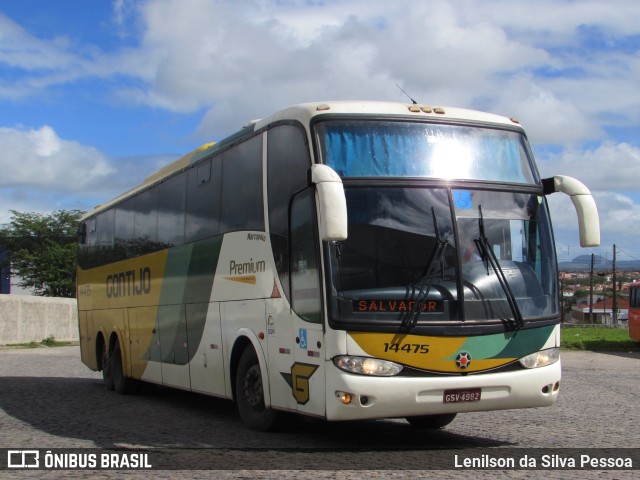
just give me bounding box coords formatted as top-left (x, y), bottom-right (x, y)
top-left (158, 173), bottom-right (187, 247)
top-left (221, 135), bottom-right (264, 232)
top-left (290, 189), bottom-right (321, 323)
top-left (267, 124), bottom-right (310, 299)
top-left (186, 159), bottom-right (221, 242)
top-left (134, 189), bottom-right (158, 255)
top-left (114, 198), bottom-right (135, 257)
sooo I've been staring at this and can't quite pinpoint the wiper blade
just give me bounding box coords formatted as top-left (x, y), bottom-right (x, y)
top-left (474, 205), bottom-right (524, 330)
top-left (402, 207), bottom-right (449, 331)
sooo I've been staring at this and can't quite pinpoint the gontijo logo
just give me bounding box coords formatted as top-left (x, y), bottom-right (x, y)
top-left (456, 352), bottom-right (472, 370)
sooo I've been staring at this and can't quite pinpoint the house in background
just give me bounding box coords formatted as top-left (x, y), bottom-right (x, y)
top-left (571, 297), bottom-right (629, 324)
top-left (0, 247), bottom-right (32, 295)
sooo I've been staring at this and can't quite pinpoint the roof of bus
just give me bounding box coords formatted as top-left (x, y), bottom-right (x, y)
top-left (254, 101), bottom-right (523, 131)
top-left (81, 101), bottom-right (523, 220)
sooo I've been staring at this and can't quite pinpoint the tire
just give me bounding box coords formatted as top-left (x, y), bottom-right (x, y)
top-left (406, 413), bottom-right (457, 429)
top-left (112, 341), bottom-right (139, 395)
top-left (235, 347), bottom-right (280, 431)
top-left (101, 341), bottom-right (114, 391)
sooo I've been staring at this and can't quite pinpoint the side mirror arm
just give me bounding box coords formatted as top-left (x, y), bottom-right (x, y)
top-left (542, 175), bottom-right (600, 247)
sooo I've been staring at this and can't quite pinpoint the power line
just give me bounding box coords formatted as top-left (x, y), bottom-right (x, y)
top-left (616, 246), bottom-right (640, 262)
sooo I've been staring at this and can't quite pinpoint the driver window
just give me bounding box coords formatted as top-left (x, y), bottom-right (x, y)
top-left (290, 189), bottom-right (321, 323)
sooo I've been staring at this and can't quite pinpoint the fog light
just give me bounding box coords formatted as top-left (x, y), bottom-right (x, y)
top-left (336, 391), bottom-right (353, 405)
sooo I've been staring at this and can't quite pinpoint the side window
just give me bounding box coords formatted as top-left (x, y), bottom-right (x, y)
top-left (97, 210), bottom-right (114, 249)
top-left (134, 188), bottom-right (158, 255)
top-left (96, 209), bottom-right (115, 264)
top-left (87, 218), bottom-right (97, 247)
top-left (158, 173), bottom-right (187, 247)
top-left (290, 189), bottom-right (321, 323)
top-left (221, 135), bottom-right (264, 233)
top-left (186, 158), bottom-right (221, 242)
top-left (115, 198), bottom-right (135, 259)
top-left (267, 124), bottom-right (311, 299)
top-left (78, 218), bottom-right (97, 268)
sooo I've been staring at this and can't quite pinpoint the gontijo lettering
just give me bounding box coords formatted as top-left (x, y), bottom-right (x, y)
top-left (106, 267), bottom-right (151, 298)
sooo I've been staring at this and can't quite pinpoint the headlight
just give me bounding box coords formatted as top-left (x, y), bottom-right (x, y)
top-left (519, 347), bottom-right (560, 369)
top-left (333, 356), bottom-right (403, 376)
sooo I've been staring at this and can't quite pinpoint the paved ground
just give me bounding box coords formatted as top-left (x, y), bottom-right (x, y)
top-left (0, 346), bottom-right (638, 479)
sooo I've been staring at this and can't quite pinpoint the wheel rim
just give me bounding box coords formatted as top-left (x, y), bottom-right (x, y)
top-left (243, 364), bottom-right (264, 412)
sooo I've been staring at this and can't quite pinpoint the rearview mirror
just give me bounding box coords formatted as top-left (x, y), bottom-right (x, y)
top-left (311, 165), bottom-right (348, 241)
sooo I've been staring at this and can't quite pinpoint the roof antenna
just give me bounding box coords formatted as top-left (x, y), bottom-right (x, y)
top-left (396, 83), bottom-right (418, 104)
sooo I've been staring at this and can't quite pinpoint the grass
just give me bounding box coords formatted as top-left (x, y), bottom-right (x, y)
top-left (561, 326), bottom-right (640, 352)
top-left (4, 335), bottom-right (72, 349)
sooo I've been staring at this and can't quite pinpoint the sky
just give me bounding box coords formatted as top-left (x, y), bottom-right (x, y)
top-left (1, 0), bottom-right (639, 266)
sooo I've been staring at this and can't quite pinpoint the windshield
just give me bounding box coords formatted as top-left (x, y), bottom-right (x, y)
top-left (317, 120), bottom-right (538, 183)
top-left (327, 187), bottom-right (558, 328)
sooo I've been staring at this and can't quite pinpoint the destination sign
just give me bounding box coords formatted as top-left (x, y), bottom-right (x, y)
top-left (353, 299), bottom-right (444, 313)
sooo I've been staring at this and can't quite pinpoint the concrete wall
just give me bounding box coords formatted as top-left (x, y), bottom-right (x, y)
top-left (0, 294), bottom-right (78, 344)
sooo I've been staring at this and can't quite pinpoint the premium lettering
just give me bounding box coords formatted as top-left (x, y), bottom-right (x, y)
top-left (230, 258), bottom-right (266, 275)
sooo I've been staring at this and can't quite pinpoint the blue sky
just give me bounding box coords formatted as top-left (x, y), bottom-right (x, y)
top-left (1, 0), bottom-right (640, 265)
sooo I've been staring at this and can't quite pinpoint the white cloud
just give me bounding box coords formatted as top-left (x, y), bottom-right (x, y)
top-left (0, 126), bottom-right (115, 192)
top-left (95, 0), bottom-right (639, 146)
top-left (0, 124), bottom-right (180, 222)
top-left (3, 0), bottom-right (640, 144)
top-left (538, 142), bottom-right (640, 192)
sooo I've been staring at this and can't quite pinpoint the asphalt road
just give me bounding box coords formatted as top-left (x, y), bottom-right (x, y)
top-left (0, 345), bottom-right (639, 479)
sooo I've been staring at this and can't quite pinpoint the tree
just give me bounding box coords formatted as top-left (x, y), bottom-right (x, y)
top-left (0, 210), bottom-right (83, 297)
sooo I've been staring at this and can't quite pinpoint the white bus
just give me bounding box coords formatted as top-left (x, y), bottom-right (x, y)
top-left (77, 101), bottom-right (600, 430)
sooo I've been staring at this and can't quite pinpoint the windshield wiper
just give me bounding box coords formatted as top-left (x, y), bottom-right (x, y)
top-left (474, 205), bottom-right (524, 330)
top-left (402, 207), bottom-right (449, 331)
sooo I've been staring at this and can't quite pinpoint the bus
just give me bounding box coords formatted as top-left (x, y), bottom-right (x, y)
top-left (77, 101), bottom-right (600, 431)
top-left (629, 282), bottom-right (640, 342)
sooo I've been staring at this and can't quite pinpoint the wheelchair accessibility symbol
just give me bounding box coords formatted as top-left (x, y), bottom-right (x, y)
top-left (298, 328), bottom-right (307, 350)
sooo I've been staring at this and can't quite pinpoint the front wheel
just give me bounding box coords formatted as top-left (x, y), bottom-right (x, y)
top-left (235, 347), bottom-right (280, 431)
top-left (406, 413), bottom-right (457, 429)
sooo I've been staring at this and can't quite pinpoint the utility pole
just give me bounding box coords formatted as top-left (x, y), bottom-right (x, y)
top-left (589, 253), bottom-right (594, 323)
top-left (560, 274), bottom-right (564, 323)
top-left (612, 244), bottom-right (618, 324)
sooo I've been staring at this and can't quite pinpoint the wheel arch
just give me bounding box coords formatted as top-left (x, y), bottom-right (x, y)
top-left (229, 330), bottom-right (271, 407)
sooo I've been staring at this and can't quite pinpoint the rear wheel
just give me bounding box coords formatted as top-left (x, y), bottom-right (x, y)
top-left (235, 347), bottom-right (280, 431)
top-left (101, 341), bottom-right (114, 391)
top-left (111, 341), bottom-right (139, 394)
top-left (406, 413), bottom-right (457, 429)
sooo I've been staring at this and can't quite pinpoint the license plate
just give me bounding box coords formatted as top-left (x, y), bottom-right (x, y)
top-left (443, 388), bottom-right (481, 403)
